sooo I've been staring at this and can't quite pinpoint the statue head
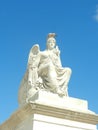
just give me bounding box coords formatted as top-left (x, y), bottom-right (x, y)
top-left (46, 33), bottom-right (56, 50)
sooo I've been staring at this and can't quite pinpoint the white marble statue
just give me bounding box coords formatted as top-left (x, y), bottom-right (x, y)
top-left (18, 33), bottom-right (72, 105)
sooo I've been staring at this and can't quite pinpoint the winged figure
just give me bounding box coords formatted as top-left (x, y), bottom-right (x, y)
top-left (18, 33), bottom-right (72, 106)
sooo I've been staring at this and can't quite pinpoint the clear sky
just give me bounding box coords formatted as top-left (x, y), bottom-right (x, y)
top-left (0, 0), bottom-right (98, 125)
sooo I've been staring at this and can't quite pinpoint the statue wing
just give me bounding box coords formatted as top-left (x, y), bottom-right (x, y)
top-left (30, 44), bottom-right (40, 55)
top-left (28, 44), bottom-right (40, 67)
top-left (18, 44), bottom-right (40, 106)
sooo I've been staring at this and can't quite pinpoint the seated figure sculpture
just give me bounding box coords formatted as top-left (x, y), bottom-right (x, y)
top-left (18, 33), bottom-right (72, 105)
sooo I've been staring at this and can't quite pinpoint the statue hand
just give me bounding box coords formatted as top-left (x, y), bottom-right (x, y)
top-left (55, 46), bottom-right (60, 55)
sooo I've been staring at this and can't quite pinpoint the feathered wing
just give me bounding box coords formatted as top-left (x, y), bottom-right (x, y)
top-left (18, 44), bottom-right (40, 106)
top-left (27, 44), bottom-right (40, 84)
top-left (27, 44), bottom-right (40, 68)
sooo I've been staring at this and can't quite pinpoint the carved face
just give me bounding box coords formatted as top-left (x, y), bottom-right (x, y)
top-left (47, 38), bottom-right (56, 50)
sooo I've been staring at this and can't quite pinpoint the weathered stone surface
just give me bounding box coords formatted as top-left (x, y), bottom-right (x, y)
top-left (18, 33), bottom-right (72, 106)
top-left (0, 100), bottom-right (98, 130)
top-left (1, 33), bottom-right (98, 130)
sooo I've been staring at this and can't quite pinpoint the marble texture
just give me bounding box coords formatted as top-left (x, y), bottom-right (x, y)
top-left (1, 33), bottom-right (98, 130)
top-left (0, 101), bottom-right (98, 130)
top-left (18, 33), bottom-right (72, 106)
top-left (28, 90), bottom-right (89, 112)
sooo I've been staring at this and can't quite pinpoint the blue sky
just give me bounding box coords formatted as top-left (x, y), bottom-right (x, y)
top-left (0, 0), bottom-right (98, 124)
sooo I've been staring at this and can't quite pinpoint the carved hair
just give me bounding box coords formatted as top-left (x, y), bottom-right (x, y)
top-left (47, 33), bottom-right (56, 39)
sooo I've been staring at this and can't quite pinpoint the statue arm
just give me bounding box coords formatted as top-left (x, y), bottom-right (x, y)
top-left (53, 46), bottom-right (62, 67)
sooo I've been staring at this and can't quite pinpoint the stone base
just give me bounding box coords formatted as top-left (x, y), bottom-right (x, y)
top-left (28, 90), bottom-right (93, 114)
top-left (0, 91), bottom-right (98, 130)
top-left (14, 114), bottom-right (97, 130)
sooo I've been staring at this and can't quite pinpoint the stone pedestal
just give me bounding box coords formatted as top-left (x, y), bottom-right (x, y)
top-left (0, 91), bottom-right (98, 130)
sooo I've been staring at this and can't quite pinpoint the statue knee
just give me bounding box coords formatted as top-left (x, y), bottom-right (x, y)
top-left (66, 67), bottom-right (72, 75)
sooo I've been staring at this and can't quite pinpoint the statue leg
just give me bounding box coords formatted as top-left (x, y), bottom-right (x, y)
top-left (60, 67), bottom-right (72, 96)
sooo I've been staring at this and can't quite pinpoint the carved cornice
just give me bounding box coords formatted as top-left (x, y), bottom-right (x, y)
top-left (0, 102), bottom-right (98, 130)
top-left (31, 102), bottom-right (98, 125)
